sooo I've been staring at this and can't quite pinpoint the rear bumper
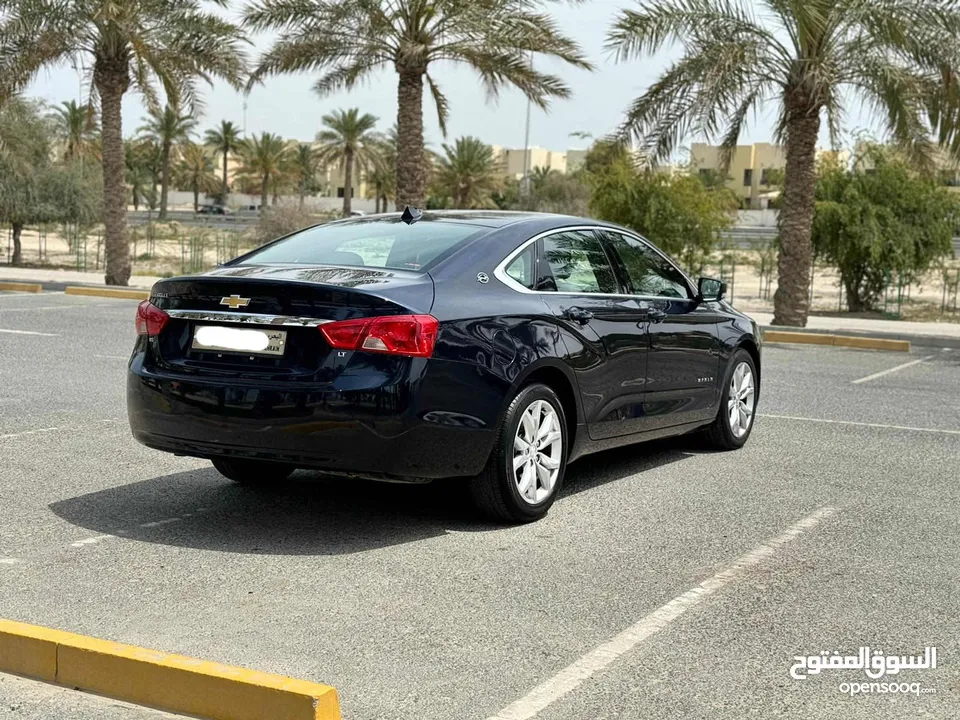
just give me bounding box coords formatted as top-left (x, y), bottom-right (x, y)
top-left (126, 354), bottom-right (498, 480)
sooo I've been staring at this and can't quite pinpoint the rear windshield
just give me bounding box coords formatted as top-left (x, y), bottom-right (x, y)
top-left (236, 219), bottom-right (482, 271)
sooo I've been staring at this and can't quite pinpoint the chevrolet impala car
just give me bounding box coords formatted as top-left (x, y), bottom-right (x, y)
top-left (127, 210), bottom-right (761, 522)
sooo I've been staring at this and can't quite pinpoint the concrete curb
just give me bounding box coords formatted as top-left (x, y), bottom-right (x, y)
top-left (761, 324), bottom-right (960, 350)
top-left (65, 286), bottom-right (150, 301)
top-left (0, 281), bottom-right (43, 293)
top-left (762, 330), bottom-right (910, 352)
top-left (0, 619), bottom-right (341, 720)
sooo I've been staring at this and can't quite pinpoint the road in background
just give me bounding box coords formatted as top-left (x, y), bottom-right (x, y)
top-left (1, 290), bottom-right (958, 719)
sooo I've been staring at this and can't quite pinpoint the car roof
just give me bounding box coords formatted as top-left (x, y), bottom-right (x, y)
top-left (328, 210), bottom-right (591, 230)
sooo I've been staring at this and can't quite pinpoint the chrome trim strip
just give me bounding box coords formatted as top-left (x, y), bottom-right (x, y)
top-left (492, 225), bottom-right (698, 301)
top-left (164, 310), bottom-right (333, 327)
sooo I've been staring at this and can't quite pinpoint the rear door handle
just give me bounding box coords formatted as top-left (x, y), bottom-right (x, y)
top-left (562, 306), bottom-right (594, 324)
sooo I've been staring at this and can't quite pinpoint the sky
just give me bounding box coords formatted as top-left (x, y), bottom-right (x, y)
top-left (23, 0), bottom-right (878, 155)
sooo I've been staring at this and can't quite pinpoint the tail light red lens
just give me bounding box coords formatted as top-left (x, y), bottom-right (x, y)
top-left (136, 300), bottom-right (170, 337)
top-left (320, 314), bottom-right (439, 358)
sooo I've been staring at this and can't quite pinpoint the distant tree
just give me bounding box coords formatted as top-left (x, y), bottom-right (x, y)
top-left (124, 139), bottom-right (156, 211)
top-left (607, 0), bottom-right (960, 327)
top-left (236, 133), bottom-right (290, 210)
top-left (0, 0), bottom-right (247, 285)
top-left (434, 136), bottom-right (501, 209)
top-left (0, 98), bottom-right (101, 264)
top-left (586, 141), bottom-right (737, 273)
top-left (314, 109), bottom-right (381, 217)
top-left (139, 106), bottom-right (197, 221)
top-left (204, 120), bottom-right (243, 204)
top-left (244, 0), bottom-right (591, 210)
top-left (813, 147), bottom-right (960, 312)
top-left (368, 128), bottom-right (398, 214)
top-left (290, 143), bottom-right (321, 209)
top-left (175, 143), bottom-right (220, 212)
top-left (51, 100), bottom-right (98, 163)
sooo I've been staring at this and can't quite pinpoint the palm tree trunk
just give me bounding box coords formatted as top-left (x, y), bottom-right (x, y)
top-left (159, 141), bottom-right (171, 221)
top-left (374, 181), bottom-right (382, 213)
top-left (11, 222), bottom-right (23, 266)
top-left (396, 67), bottom-right (426, 209)
top-left (299, 180), bottom-right (306, 209)
top-left (95, 65), bottom-right (131, 286)
top-left (773, 110), bottom-right (821, 327)
top-left (222, 150), bottom-right (229, 205)
top-left (343, 147), bottom-right (354, 217)
top-left (193, 186), bottom-right (200, 213)
top-left (260, 175), bottom-right (268, 211)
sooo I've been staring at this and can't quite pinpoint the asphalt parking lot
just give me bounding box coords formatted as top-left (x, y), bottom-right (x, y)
top-left (1, 289), bottom-right (958, 719)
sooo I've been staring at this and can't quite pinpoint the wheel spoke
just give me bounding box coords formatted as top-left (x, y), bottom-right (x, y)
top-left (517, 461), bottom-right (535, 498)
top-left (514, 435), bottom-right (528, 453)
top-left (520, 406), bottom-right (537, 442)
top-left (513, 453), bottom-right (527, 471)
top-left (729, 406), bottom-right (740, 433)
top-left (538, 452), bottom-right (560, 470)
top-left (535, 410), bottom-right (554, 442)
top-left (535, 461), bottom-right (552, 494)
top-left (538, 430), bottom-right (562, 449)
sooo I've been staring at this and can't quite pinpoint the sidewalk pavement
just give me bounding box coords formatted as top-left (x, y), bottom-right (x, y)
top-left (748, 311), bottom-right (960, 348)
top-left (0, 266), bottom-right (161, 289)
top-left (2, 266), bottom-right (958, 347)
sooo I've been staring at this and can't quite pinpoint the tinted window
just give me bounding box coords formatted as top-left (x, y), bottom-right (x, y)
top-left (540, 231), bottom-right (618, 294)
top-left (237, 220), bottom-right (480, 271)
top-left (603, 232), bottom-right (691, 299)
top-left (505, 244), bottom-right (536, 289)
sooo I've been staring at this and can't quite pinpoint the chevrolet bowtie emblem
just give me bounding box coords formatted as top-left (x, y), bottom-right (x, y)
top-left (220, 295), bottom-right (251, 309)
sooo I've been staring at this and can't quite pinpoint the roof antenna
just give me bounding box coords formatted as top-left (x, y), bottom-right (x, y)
top-left (401, 206), bottom-right (423, 225)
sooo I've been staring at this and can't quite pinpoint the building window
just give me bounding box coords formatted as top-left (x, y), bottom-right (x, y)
top-left (743, 169), bottom-right (753, 186)
top-left (336, 187), bottom-right (356, 198)
top-left (760, 169), bottom-right (769, 185)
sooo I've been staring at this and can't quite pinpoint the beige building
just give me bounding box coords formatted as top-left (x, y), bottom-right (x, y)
top-left (690, 142), bottom-right (849, 208)
top-left (491, 145), bottom-right (569, 179)
top-left (852, 141), bottom-right (960, 193)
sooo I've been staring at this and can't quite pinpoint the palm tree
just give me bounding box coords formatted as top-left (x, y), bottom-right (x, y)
top-left (139, 106), bottom-right (198, 221)
top-left (124, 139), bottom-right (156, 211)
top-left (607, 0), bottom-right (960, 327)
top-left (243, 0), bottom-right (591, 210)
top-left (0, 1), bottom-right (246, 286)
top-left (51, 100), bottom-right (97, 163)
top-left (435, 136), bottom-right (501, 209)
top-left (175, 143), bottom-right (220, 212)
top-left (290, 144), bottom-right (320, 209)
top-left (314, 109), bottom-right (381, 217)
top-left (236, 133), bottom-right (290, 210)
top-left (204, 120), bottom-right (242, 205)
top-left (368, 128), bottom-right (398, 214)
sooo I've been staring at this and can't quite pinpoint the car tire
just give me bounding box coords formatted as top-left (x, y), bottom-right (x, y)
top-left (212, 458), bottom-right (296, 485)
top-left (468, 383), bottom-right (568, 523)
top-left (702, 349), bottom-right (758, 451)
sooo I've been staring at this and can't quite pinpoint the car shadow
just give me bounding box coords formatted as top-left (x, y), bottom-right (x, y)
top-left (49, 437), bottom-right (700, 556)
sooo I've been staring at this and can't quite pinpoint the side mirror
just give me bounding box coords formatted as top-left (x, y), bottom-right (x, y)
top-left (698, 277), bottom-right (726, 302)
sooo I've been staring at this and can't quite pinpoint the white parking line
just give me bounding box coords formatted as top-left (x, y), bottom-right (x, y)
top-left (0, 328), bottom-right (58, 336)
top-left (70, 535), bottom-right (115, 548)
top-left (0, 418), bottom-right (119, 442)
top-left (761, 414), bottom-right (960, 436)
top-left (0, 558), bottom-right (23, 565)
top-left (487, 507), bottom-right (837, 720)
top-left (95, 354), bottom-right (129, 360)
top-left (851, 355), bottom-right (935, 384)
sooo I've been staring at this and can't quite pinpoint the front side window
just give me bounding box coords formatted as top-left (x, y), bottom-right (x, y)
top-left (601, 232), bottom-right (692, 299)
top-left (539, 230), bottom-right (618, 294)
top-left (236, 219), bottom-right (481, 272)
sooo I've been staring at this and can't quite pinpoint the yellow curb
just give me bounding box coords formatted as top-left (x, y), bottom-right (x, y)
top-left (0, 619), bottom-right (341, 720)
top-left (0, 281), bottom-right (43, 293)
top-left (65, 286), bottom-right (150, 301)
top-left (763, 330), bottom-right (910, 352)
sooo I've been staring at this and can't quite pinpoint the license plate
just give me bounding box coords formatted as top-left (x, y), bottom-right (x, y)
top-left (191, 325), bottom-right (287, 356)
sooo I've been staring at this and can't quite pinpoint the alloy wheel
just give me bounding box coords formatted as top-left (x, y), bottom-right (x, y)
top-left (727, 361), bottom-right (756, 438)
top-left (513, 399), bottom-right (563, 505)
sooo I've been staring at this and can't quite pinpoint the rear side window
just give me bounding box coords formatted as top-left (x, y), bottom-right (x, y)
top-left (539, 230), bottom-right (618, 294)
top-left (237, 220), bottom-right (481, 271)
top-left (505, 244), bottom-right (536, 289)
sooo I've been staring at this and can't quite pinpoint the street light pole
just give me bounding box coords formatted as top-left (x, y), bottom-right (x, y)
top-left (521, 52), bottom-right (533, 199)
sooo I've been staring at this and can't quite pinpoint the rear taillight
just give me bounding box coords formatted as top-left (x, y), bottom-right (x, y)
top-left (136, 300), bottom-right (170, 337)
top-left (320, 314), bottom-right (439, 358)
